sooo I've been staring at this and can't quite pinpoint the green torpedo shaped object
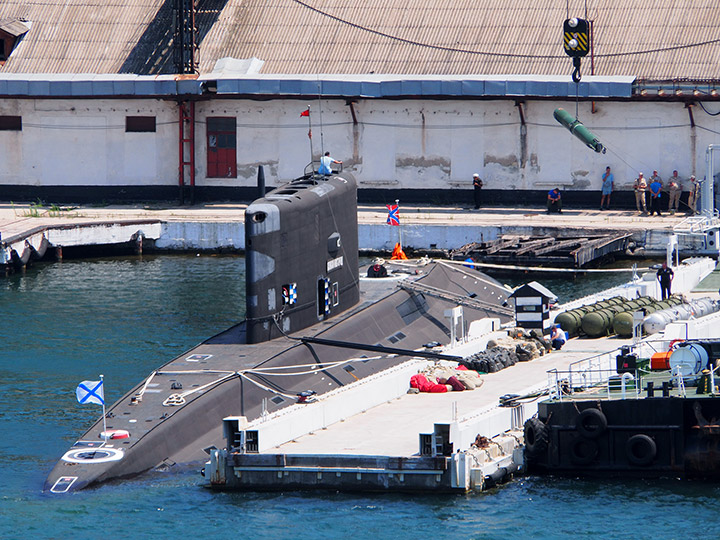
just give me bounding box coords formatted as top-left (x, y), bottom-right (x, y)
top-left (553, 108), bottom-right (606, 154)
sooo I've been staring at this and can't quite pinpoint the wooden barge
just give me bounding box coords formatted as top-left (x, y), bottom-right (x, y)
top-left (451, 233), bottom-right (633, 268)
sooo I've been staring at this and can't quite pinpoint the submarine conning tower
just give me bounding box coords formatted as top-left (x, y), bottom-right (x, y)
top-left (245, 172), bottom-right (360, 344)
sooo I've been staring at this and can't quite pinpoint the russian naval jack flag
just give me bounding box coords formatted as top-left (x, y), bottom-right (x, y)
top-left (76, 376), bottom-right (110, 442)
top-left (76, 379), bottom-right (105, 406)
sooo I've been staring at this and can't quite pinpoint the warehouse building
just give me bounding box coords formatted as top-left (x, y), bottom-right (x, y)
top-left (0, 1), bottom-right (718, 205)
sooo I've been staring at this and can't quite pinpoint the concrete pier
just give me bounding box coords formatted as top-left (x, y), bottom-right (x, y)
top-left (205, 258), bottom-right (715, 492)
top-left (206, 333), bottom-right (637, 492)
top-left (0, 202), bottom-right (713, 265)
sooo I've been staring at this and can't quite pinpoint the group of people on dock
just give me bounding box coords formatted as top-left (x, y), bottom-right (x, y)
top-left (600, 166), bottom-right (699, 215)
top-left (470, 168), bottom-right (702, 215)
top-left (630, 169), bottom-right (699, 216)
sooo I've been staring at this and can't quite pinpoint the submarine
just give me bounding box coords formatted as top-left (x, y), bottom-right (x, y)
top-left (45, 169), bottom-right (514, 493)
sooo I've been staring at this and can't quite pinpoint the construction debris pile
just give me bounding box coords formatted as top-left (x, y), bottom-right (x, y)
top-left (409, 329), bottom-right (552, 393)
top-left (459, 329), bottom-right (551, 374)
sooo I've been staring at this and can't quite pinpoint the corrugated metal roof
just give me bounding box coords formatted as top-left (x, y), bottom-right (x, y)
top-left (0, 1), bottom-right (718, 81)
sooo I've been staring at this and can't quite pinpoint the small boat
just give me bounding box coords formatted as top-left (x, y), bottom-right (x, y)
top-left (525, 339), bottom-right (720, 479)
top-left (45, 170), bottom-right (514, 493)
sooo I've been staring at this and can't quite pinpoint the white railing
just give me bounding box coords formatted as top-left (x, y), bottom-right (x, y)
top-left (673, 213), bottom-right (720, 234)
top-left (547, 367), bottom-right (642, 401)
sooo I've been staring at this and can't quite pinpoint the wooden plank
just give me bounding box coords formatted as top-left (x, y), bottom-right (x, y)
top-left (513, 237), bottom-right (555, 255)
top-left (572, 233), bottom-right (632, 251)
top-left (532, 237), bottom-right (588, 256)
top-left (571, 233), bottom-right (632, 267)
top-left (450, 242), bottom-right (483, 258)
top-left (483, 236), bottom-right (523, 255)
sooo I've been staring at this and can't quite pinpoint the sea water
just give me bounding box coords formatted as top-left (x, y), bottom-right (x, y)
top-left (1, 255), bottom-right (717, 540)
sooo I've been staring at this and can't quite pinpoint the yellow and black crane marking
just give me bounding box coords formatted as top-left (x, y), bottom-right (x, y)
top-left (564, 31), bottom-right (589, 54)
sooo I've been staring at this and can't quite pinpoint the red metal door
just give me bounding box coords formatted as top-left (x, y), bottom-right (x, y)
top-left (207, 117), bottom-right (237, 178)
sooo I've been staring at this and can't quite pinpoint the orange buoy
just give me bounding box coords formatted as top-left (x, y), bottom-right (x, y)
top-left (391, 242), bottom-right (408, 260)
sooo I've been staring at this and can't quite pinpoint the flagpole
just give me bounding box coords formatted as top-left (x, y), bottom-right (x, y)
top-left (100, 374), bottom-right (108, 447)
top-left (396, 199), bottom-right (402, 247)
top-left (305, 105), bottom-right (314, 175)
top-left (317, 77), bottom-right (325, 156)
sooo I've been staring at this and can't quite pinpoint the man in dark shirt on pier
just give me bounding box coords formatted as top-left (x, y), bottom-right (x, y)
top-left (472, 173), bottom-right (483, 209)
top-left (656, 262), bottom-right (674, 300)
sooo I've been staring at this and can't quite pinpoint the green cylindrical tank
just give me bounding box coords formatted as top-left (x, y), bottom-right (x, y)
top-left (611, 297), bottom-right (654, 337)
top-left (599, 297), bottom-right (625, 307)
top-left (612, 311), bottom-right (636, 337)
top-left (555, 296), bottom-right (627, 337)
top-left (612, 296), bottom-right (684, 337)
top-left (582, 307), bottom-right (622, 337)
top-left (611, 299), bottom-right (653, 337)
top-left (553, 108), bottom-right (606, 154)
top-left (655, 296), bottom-right (682, 310)
top-left (623, 298), bottom-right (651, 312)
top-left (554, 310), bottom-right (584, 337)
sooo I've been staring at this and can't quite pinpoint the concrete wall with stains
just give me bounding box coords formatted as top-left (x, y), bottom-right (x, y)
top-left (1, 97), bottom-right (719, 195)
top-left (0, 98), bottom-right (177, 187)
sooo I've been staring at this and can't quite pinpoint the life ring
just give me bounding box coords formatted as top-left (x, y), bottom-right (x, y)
top-left (100, 429), bottom-right (130, 440)
top-left (575, 408), bottom-right (608, 439)
top-left (626, 434), bottom-right (656, 466)
top-left (570, 438), bottom-right (599, 465)
top-left (523, 417), bottom-right (549, 458)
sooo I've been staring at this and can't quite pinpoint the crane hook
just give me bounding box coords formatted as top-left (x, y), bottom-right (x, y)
top-left (572, 57), bottom-right (582, 83)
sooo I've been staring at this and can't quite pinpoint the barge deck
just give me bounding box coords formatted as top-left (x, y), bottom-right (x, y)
top-left (207, 335), bottom-right (632, 493)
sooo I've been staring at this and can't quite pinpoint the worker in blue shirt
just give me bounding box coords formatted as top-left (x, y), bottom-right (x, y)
top-left (547, 188), bottom-right (562, 213)
top-left (319, 151), bottom-right (342, 175)
top-left (649, 177), bottom-right (662, 216)
top-left (600, 166), bottom-right (614, 210)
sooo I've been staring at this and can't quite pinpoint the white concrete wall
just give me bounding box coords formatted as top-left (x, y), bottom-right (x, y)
top-left (2, 97), bottom-right (720, 190)
top-left (0, 99), bottom-right (176, 186)
top-left (156, 222), bottom-right (245, 250)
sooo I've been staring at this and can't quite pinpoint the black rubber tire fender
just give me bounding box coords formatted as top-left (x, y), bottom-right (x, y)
top-left (626, 434), bottom-right (657, 466)
top-left (570, 438), bottom-right (599, 465)
top-left (575, 407), bottom-right (608, 439)
top-left (523, 417), bottom-right (549, 458)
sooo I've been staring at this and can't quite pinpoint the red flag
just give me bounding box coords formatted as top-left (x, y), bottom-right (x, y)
top-left (300, 109), bottom-right (310, 117)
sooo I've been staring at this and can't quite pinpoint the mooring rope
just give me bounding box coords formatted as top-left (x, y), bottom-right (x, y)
top-left (441, 258), bottom-right (649, 273)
